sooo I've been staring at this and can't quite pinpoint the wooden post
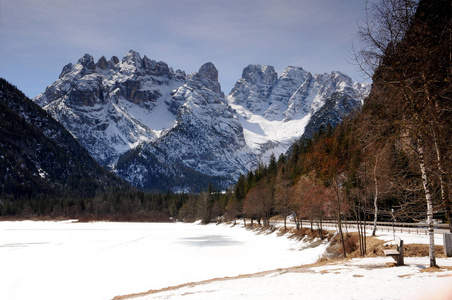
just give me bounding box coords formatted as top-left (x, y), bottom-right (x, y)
top-left (444, 233), bottom-right (452, 257)
top-left (397, 239), bottom-right (404, 266)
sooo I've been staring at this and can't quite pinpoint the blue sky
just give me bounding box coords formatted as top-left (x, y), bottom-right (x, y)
top-left (0, 0), bottom-right (369, 98)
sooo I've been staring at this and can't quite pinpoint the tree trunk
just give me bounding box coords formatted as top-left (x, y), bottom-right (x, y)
top-left (372, 176), bottom-right (379, 236)
top-left (425, 76), bottom-right (450, 233)
top-left (337, 210), bottom-right (346, 258)
top-left (320, 217), bottom-right (323, 238)
top-left (296, 216), bottom-right (301, 230)
top-left (334, 178), bottom-right (347, 258)
top-left (418, 139), bottom-right (437, 267)
top-left (357, 207), bottom-right (363, 256)
top-left (363, 209), bottom-right (367, 255)
top-left (371, 149), bottom-right (383, 236)
top-left (432, 125), bottom-right (450, 232)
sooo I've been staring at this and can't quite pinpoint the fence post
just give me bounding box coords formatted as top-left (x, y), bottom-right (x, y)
top-left (444, 234), bottom-right (452, 257)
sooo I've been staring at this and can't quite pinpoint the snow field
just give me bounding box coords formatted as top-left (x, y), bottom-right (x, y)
top-left (139, 257), bottom-right (452, 300)
top-left (0, 221), bottom-right (327, 300)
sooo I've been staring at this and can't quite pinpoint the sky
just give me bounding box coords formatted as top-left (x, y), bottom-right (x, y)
top-left (0, 0), bottom-right (370, 98)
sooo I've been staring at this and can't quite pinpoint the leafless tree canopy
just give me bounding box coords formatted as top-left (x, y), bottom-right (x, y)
top-left (355, 0), bottom-right (419, 76)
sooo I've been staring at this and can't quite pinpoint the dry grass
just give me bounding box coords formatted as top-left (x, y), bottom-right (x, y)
top-left (420, 266), bottom-right (444, 273)
top-left (321, 231), bottom-right (447, 261)
top-left (286, 227), bottom-right (335, 241)
top-left (403, 244), bottom-right (446, 258)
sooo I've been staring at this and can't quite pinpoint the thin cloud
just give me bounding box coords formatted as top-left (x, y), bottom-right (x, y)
top-left (0, 0), bottom-right (368, 97)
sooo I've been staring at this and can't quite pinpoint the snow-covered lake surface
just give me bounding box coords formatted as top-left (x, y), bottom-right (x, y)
top-left (0, 221), bottom-right (327, 300)
top-left (2, 220), bottom-right (452, 300)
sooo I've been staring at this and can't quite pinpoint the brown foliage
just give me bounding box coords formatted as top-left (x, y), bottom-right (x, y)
top-left (243, 180), bottom-right (274, 226)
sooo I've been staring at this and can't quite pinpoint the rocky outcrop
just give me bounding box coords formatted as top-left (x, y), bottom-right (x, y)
top-left (229, 65), bottom-right (278, 113)
top-left (301, 92), bottom-right (361, 139)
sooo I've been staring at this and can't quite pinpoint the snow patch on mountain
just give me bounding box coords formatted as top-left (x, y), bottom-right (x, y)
top-left (227, 65), bottom-right (370, 162)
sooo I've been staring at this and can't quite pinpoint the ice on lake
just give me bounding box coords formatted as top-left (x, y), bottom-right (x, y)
top-left (0, 221), bottom-right (327, 300)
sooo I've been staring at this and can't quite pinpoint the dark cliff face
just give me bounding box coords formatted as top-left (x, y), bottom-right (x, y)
top-left (0, 78), bottom-right (125, 199)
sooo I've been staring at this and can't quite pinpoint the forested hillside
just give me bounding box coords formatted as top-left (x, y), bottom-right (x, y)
top-left (0, 78), bottom-right (127, 198)
top-left (211, 0), bottom-right (451, 265)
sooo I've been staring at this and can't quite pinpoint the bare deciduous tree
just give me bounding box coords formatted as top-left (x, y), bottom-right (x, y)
top-left (356, 0), bottom-right (452, 267)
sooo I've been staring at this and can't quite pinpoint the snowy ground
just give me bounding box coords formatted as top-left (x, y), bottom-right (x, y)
top-left (120, 224), bottom-right (452, 300)
top-left (0, 221), bottom-right (327, 300)
top-left (1, 221), bottom-right (451, 300)
top-left (135, 257), bottom-right (452, 300)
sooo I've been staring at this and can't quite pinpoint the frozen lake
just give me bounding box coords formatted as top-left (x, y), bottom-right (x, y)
top-left (0, 221), bottom-right (327, 300)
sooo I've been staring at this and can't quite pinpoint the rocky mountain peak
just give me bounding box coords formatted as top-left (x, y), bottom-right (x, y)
top-left (78, 54), bottom-right (96, 71)
top-left (60, 63), bottom-right (74, 77)
top-left (242, 64), bottom-right (277, 85)
top-left (186, 62), bottom-right (222, 95)
top-left (198, 62), bottom-right (218, 82)
top-left (122, 50), bottom-right (142, 66)
top-left (109, 56), bottom-right (120, 66)
top-left (280, 66), bottom-right (309, 80)
top-left (33, 50), bottom-right (188, 167)
top-left (142, 55), bottom-right (171, 77)
top-left (96, 56), bottom-right (108, 70)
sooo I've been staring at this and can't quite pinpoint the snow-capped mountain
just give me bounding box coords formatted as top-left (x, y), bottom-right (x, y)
top-left (34, 51), bottom-right (369, 191)
top-left (34, 50), bottom-right (186, 167)
top-left (115, 62), bottom-right (257, 191)
top-left (228, 65), bottom-right (370, 162)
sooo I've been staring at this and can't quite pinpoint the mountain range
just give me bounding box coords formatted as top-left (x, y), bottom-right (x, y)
top-left (33, 50), bottom-right (370, 191)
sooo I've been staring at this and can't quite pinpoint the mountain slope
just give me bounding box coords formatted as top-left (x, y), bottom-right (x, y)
top-left (0, 78), bottom-right (125, 199)
top-left (302, 92), bottom-right (361, 139)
